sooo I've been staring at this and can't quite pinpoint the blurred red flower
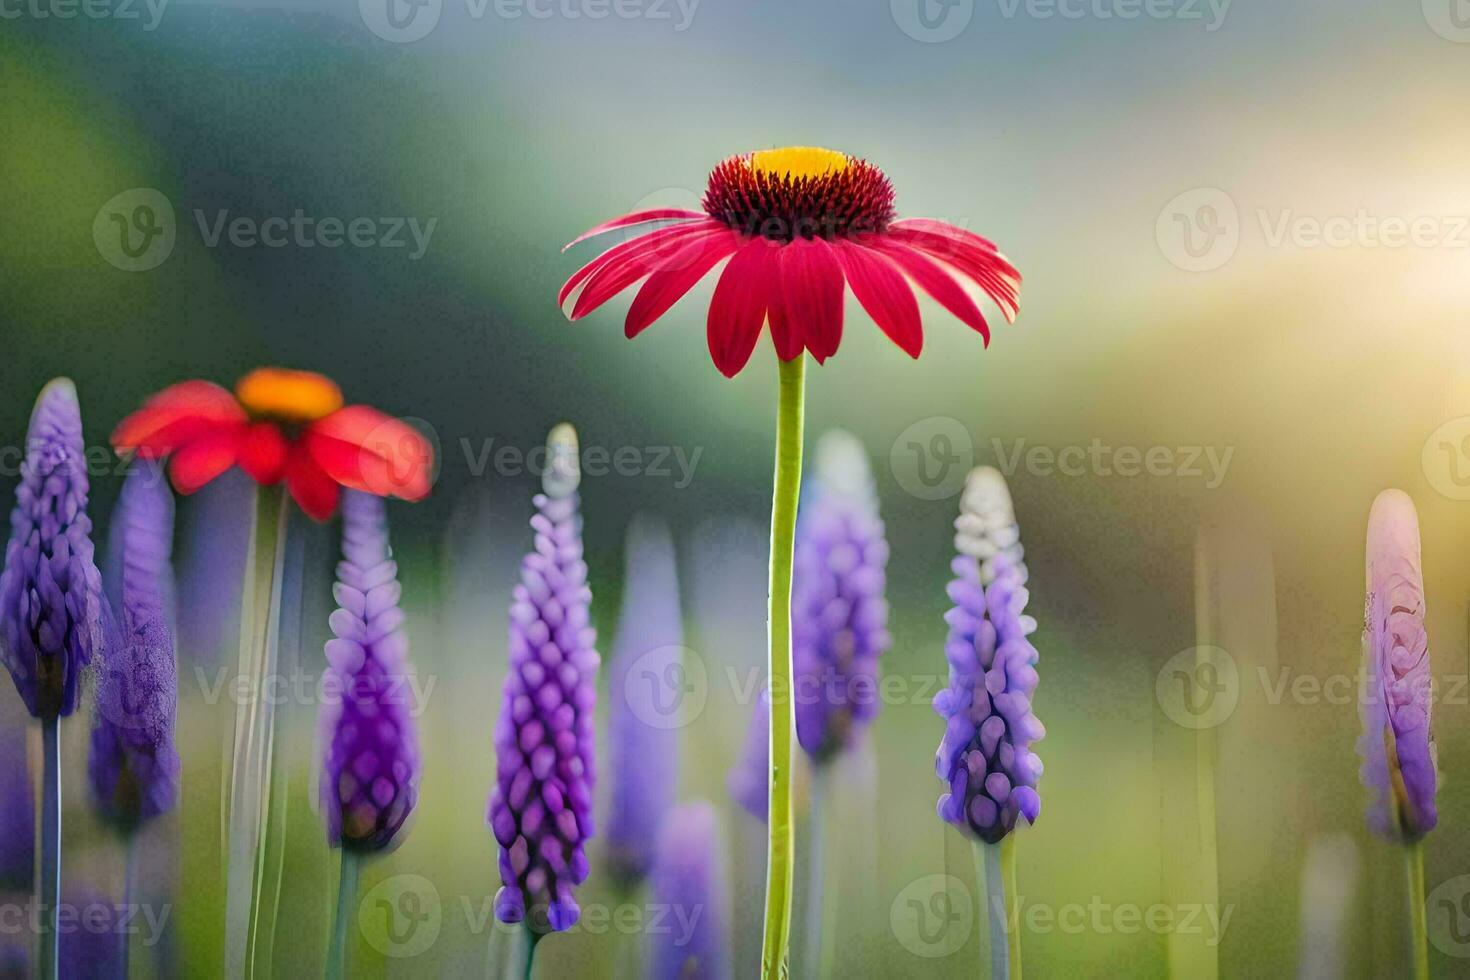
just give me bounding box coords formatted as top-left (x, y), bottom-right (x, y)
top-left (112, 368), bottom-right (432, 520)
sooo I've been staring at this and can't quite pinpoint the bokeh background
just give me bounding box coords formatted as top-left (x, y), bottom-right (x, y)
top-left (4, 0), bottom-right (1470, 975)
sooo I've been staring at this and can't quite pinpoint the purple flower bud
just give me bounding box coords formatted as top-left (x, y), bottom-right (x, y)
top-left (648, 801), bottom-right (730, 980)
top-left (488, 425), bottom-right (598, 932)
top-left (954, 467), bottom-right (1026, 586)
top-left (934, 545), bottom-right (1043, 844)
top-left (89, 460), bottom-right (181, 830)
top-left (319, 490), bottom-right (421, 852)
top-left (792, 431), bottom-right (890, 762)
top-left (0, 379), bottom-right (107, 719)
top-left (726, 686), bottom-right (769, 821)
top-left (606, 515), bottom-right (682, 887)
top-left (1359, 490), bottom-right (1437, 841)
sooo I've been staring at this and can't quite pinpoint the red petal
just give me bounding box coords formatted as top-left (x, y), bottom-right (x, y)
top-left (285, 448), bottom-right (339, 522)
top-left (872, 239), bottom-right (990, 346)
top-left (167, 427), bottom-right (241, 494)
top-left (707, 240), bottom-right (775, 378)
top-left (565, 222), bottom-right (728, 320)
top-left (890, 218), bottom-right (1001, 253)
top-left (625, 230), bottom-right (742, 338)
top-left (304, 406), bottom-right (434, 501)
top-left (237, 422), bottom-right (289, 484)
top-left (887, 223), bottom-right (1021, 322)
top-left (558, 221), bottom-right (720, 308)
top-left (778, 237), bottom-right (844, 363)
top-left (562, 209), bottom-right (707, 251)
top-left (832, 241), bottom-right (924, 359)
top-left (112, 380), bottom-right (247, 458)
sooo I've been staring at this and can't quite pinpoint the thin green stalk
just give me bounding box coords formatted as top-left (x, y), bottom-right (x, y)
top-left (978, 839), bottom-right (1022, 980)
top-left (326, 850), bottom-right (360, 980)
top-left (1405, 841), bottom-right (1428, 980)
top-left (761, 355), bottom-right (806, 980)
top-left (522, 924), bottom-right (542, 980)
top-left (38, 715), bottom-right (59, 980)
top-left (224, 485), bottom-right (289, 978)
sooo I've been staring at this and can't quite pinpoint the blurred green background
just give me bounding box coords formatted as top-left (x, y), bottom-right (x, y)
top-left (3, 0), bottom-right (1470, 976)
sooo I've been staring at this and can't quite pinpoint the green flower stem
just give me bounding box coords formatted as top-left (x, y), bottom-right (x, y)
top-left (38, 715), bottom-right (59, 980)
top-left (1406, 841), bottom-right (1428, 980)
top-left (224, 485), bottom-right (289, 978)
top-left (978, 839), bottom-right (1022, 980)
top-left (761, 354), bottom-right (806, 980)
top-left (326, 850), bottom-right (360, 980)
top-left (522, 925), bottom-right (542, 980)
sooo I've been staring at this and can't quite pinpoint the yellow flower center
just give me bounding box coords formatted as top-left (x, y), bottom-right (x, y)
top-left (235, 368), bottom-right (343, 423)
top-left (750, 146), bottom-right (849, 180)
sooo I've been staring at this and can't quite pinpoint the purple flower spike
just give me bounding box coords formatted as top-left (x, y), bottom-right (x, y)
top-left (792, 431), bottom-right (891, 762)
top-left (1359, 490), bottom-right (1438, 841)
top-left (935, 469), bottom-right (1042, 844)
top-left (488, 424), bottom-right (599, 933)
top-left (0, 379), bottom-right (107, 719)
top-left (727, 686), bottom-right (769, 821)
top-left (648, 801), bottom-right (731, 980)
top-left (606, 515), bottom-right (682, 888)
top-left (319, 489), bottom-right (421, 852)
top-left (89, 460), bottom-right (181, 830)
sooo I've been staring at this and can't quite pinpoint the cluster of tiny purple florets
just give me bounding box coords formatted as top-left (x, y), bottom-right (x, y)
top-left (934, 553), bottom-right (1043, 844)
top-left (319, 490), bottom-right (421, 852)
top-left (488, 491), bottom-right (599, 932)
top-left (0, 381), bottom-right (107, 720)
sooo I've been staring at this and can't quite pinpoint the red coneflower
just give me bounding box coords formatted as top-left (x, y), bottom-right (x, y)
top-left (559, 146), bottom-right (1020, 377)
top-left (112, 368), bottom-right (432, 521)
top-left (558, 146), bottom-right (1023, 980)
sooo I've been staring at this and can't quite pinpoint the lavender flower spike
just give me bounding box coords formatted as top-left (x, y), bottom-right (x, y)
top-left (1359, 490), bottom-right (1438, 841)
top-left (0, 379), bottom-right (106, 719)
top-left (489, 424), bottom-right (599, 932)
top-left (319, 489), bottom-right (421, 851)
top-left (792, 430), bottom-right (891, 762)
top-left (648, 801), bottom-right (731, 980)
top-left (934, 544), bottom-right (1043, 843)
top-left (606, 514), bottom-right (682, 888)
top-left (89, 460), bottom-right (181, 830)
